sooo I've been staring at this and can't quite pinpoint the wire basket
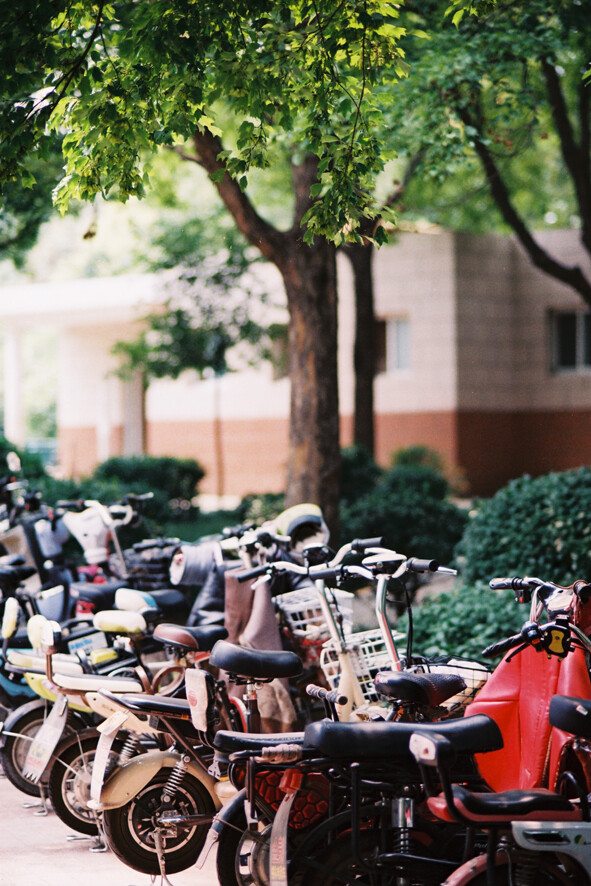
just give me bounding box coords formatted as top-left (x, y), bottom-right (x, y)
top-left (320, 627), bottom-right (400, 703)
top-left (274, 586), bottom-right (354, 665)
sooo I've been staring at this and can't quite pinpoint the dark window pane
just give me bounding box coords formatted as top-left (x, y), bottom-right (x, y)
top-left (375, 320), bottom-right (386, 374)
top-left (584, 315), bottom-right (591, 366)
top-left (556, 313), bottom-right (577, 368)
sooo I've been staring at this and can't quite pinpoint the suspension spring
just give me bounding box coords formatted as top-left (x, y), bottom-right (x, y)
top-left (514, 856), bottom-right (537, 886)
top-left (118, 734), bottom-right (141, 765)
top-left (392, 797), bottom-right (414, 854)
top-left (161, 757), bottom-right (189, 803)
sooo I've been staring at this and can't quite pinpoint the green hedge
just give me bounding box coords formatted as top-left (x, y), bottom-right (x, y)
top-left (339, 458), bottom-right (467, 564)
top-left (457, 468), bottom-right (591, 586)
top-left (398, 582), bottom-right (525, 660)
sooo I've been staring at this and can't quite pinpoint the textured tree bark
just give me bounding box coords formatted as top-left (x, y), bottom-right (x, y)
top-left (342, 239), bottom-right (376, 456)
top-left (191, 131), bottom-right (340, 536)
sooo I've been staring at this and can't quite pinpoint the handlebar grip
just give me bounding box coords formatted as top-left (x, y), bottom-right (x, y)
top-left (407, 558), bottom-right (440, 573)
top-left (235, 564), bottom-right (270, 583)
top-left (489, 577), bottom-right (531, 591)
top-left (481, 633), bottom-right (524, 658)
top-left (351, 537), bottom-right (384, 551)
top-left (306, 684), bottom-right (349, 706)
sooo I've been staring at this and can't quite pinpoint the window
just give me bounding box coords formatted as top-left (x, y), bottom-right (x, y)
top-left (551, 311), bottom-right (591, 371)
top-left (375, 316), bottom-right (410, 374)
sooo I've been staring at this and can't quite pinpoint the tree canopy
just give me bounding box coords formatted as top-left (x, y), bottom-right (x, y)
top-left (0, 0), bottom-right (417, 244)
top-left (388, 0), bottom-right (591, 301)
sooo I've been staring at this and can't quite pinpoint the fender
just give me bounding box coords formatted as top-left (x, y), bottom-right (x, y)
top-left (209, 786), bottom-right (246, 840)
top-left (442, 852), bottom-right (508, 886)
top-left (98, 748), bottom-right (222, 811)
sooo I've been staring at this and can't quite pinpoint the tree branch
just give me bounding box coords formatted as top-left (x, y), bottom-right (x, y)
top-left (541, 57), bottom-right (591, 250)
top-left (190, 129), bottom-right (287, 268)
top-left (457, 104), bottom-right (591, 305)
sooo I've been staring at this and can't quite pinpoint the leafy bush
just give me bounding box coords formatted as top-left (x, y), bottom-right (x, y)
top-left (398, 582), bottom-right (525, 660)
top-left (0, 437), bottom-right (46, 479)
top-left (89, 455), bottom-right (205, 524)
top-left (340, 445), bottom-right (384, 505)
top-left (237, 492), bottom-right (285, 524)
top-left (457, 468), bottom-right (591, 585)
top-left (339, 464), bottom-right (468, 563)
top-left (391, 444), bottom-right (446, 473)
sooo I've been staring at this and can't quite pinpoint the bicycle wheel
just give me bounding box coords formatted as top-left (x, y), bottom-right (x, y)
top-left (102, 767), bottom-right (216, 875)
top-left (1, 705), bottom-right (47, 797)
top-left (289, 810), bottom-right (461, 886)
top-left (47, 732), bottom-right (124, 835)
top-left (215, 793), bottom-right (275, 886)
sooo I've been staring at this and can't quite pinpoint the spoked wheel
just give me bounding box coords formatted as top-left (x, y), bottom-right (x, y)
top-left (101, 767), bottom-right (216, 875)
top-left (1, 705), bottom-right (49, 797)
top-left (47, 733), bottom-right (124, 835)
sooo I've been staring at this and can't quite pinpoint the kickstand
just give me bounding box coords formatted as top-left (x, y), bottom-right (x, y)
top-left (89, 810), bottom-right (108, 852)
top-left (24, 785), bottom-right (50, 816)
top-left (152, 831), bottom-right (176, 886)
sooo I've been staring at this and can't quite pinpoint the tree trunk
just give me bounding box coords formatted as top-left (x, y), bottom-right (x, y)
top-left (191, 132), bottom-right (341, 536)
top-left (282, 234), bottom-right (340, 536)
top-left (342, 240), bottom-right (376, 456)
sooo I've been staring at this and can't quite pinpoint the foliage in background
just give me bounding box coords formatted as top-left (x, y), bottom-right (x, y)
top-left (92, 455), bottom-right (205, 516)
top-left (397, 582), bottom-right (525, 660)
top-left (0, 437), bottom-right (45, 479)
top-left (339, 448), bottom-right (468, 562)
top-left (114, 206), bottom-right (275, 382)
top-left (0, 140), bottom-right (66, 268)
top-left (457, 468), bottom-right (591, 586)
top-left (388, 0), bottom-right (591, 304)
top-left (340, 445), bottom-right (385, 505)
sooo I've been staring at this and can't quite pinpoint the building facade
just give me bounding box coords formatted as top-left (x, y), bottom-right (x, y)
top-left (2, 228), bottom-right (591, 499)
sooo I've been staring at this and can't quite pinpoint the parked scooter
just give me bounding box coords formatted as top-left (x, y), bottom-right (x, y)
top-left (409, 693), bottom-right (591, 885)
top-left (0, 585), bottom-right (188, 798)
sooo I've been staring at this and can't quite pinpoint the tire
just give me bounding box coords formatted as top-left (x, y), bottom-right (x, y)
top-left (217, 801), bottom-right (275, 886)
top-left (0, 703), bottom-right (83, 798)
top-left (289, 809), bottom-right (462, 886)
top-left (0, 705), bottom-right (48, 797)
top-left (102, 767), bottom-right (216, 875)
top-left (47, 732), bottom-right (124, 836)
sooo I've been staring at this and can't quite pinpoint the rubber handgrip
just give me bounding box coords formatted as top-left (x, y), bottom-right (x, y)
top-left (481, 633), bottom-right (523, 658)
top-left (236, 564), bottom-right (270, 583)
top-left (306, 684), bottom-right (349, 706)
top-left (407, 558), bottom-right (440, 573)
top-left (351, 537), bottom-right (384, 551)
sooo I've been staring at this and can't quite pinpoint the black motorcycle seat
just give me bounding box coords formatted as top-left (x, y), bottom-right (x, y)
top-left (213, 730), bottom-right (305, 754)
top-left (113, 692), bottom-right (192, 718)
top-left (302, 713), bottom-right (503, 760)
top-left (153, 623), bottom-right (228, 652)
top-left (209, 639), bottom-right (303, 680)
top-left (444, 784), bottom-right (580, 822)
top-left (0, 563), bottom-right (36, 583)
top-left (146, 588), bottom-right (188, 611)
top-left (70, 580), bottom-right (126, 608)
top-left (549, 694), bottom-right (591, 739)
top-left (374, 670), bottom-right (466, 707)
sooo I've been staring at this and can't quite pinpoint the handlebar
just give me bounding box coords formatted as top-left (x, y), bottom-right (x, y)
top-left (235, 540), bottom-right (456, 586)
top-left (481, 632), bottom-right (525, 659)
top-left (306, 684), bottom-right (349, 706)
